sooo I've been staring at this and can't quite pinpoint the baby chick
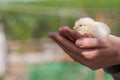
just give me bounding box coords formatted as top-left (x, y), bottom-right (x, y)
top-left (73, 17), bottom-right (111, 38)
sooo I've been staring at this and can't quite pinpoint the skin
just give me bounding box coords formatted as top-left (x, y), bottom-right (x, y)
top-left (48, 26), bottom-right (120, 70)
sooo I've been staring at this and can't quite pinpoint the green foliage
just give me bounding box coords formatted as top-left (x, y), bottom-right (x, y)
top-left (3, 13), bottom-right (37, 39)
top-left (0, 1), bottom-right (119, 40)
top-left (6, 0), bottom-right (120, 8)
top-left (0, 76), bottom-right (3, 80)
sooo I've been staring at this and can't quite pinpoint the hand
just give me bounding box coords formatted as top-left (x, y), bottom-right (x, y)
top-left (75, 35), bottom-right (120, 70)
top-left (48, 26), bottom-right (120, 70)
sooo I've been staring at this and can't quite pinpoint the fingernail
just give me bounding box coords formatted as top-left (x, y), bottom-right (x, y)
top-left (75, 39), bottom-right (83, 46)
top-left (48, 33), bottom-right (54, 38)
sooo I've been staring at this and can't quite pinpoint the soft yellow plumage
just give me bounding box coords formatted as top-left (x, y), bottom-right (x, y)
top-left (73, 17), bottom-right (111, 38)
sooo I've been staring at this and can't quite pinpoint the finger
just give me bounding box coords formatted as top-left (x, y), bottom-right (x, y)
top-left (59, 27), bottom-right (76, 42)
top-left (72, 30), bottom-right (82, 39)
top-left (49, 32), bottom-right (86, 57)
top-left (82, 33), bottom-right (94, 38)
top-left (75, 38), bottom-right (107, 48)
top-left (55, 40), bottom-right (88, 65)
top-left (48, 32), bottom-right (87, 64)
top-left (53, 37), bottom-right (85, 63)
top-left (49, 32), bottom-right (79, 53)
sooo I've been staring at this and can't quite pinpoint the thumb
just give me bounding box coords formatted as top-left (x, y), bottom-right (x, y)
top-left (75, 38), bottom-right (106, 48)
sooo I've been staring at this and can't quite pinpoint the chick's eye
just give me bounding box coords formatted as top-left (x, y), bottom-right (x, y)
top-left (79, 25), bottom-right (82, 27)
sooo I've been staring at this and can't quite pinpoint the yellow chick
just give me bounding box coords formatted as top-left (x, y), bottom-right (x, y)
top-left (73, 17), bottom-right (111, 38)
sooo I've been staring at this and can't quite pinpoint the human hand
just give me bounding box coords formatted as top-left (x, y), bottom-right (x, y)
top-left (48, 26), bottom-right (120, 70)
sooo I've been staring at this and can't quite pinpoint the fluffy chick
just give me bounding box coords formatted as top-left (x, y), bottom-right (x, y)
top-left (73, 17), bottom-right (111, 38)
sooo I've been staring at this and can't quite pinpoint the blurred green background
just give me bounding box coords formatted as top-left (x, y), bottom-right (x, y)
top-left (0, 0), bottom-right (120, 80)
top-left (0, 0), bottom-right (120, 40)
top-left (28, 62), bottom-right (113, 80)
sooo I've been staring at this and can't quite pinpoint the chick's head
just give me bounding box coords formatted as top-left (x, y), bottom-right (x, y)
top-left (73, 17), bottom-right (95, 35)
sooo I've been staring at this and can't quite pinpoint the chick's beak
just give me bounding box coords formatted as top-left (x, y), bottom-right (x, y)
top-left (73, 26), bottom-right (80, 30)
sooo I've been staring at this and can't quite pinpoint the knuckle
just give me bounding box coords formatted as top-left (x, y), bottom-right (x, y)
top-left (82, 52), bottom-right (95, 61)
top-left (86, 62), bottom-right (98, 70)
top-left (82, 50), bottom-right (99, 61)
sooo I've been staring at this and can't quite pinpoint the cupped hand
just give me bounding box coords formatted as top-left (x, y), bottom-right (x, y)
top-left (48, 26), bottom-right (120, 70)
